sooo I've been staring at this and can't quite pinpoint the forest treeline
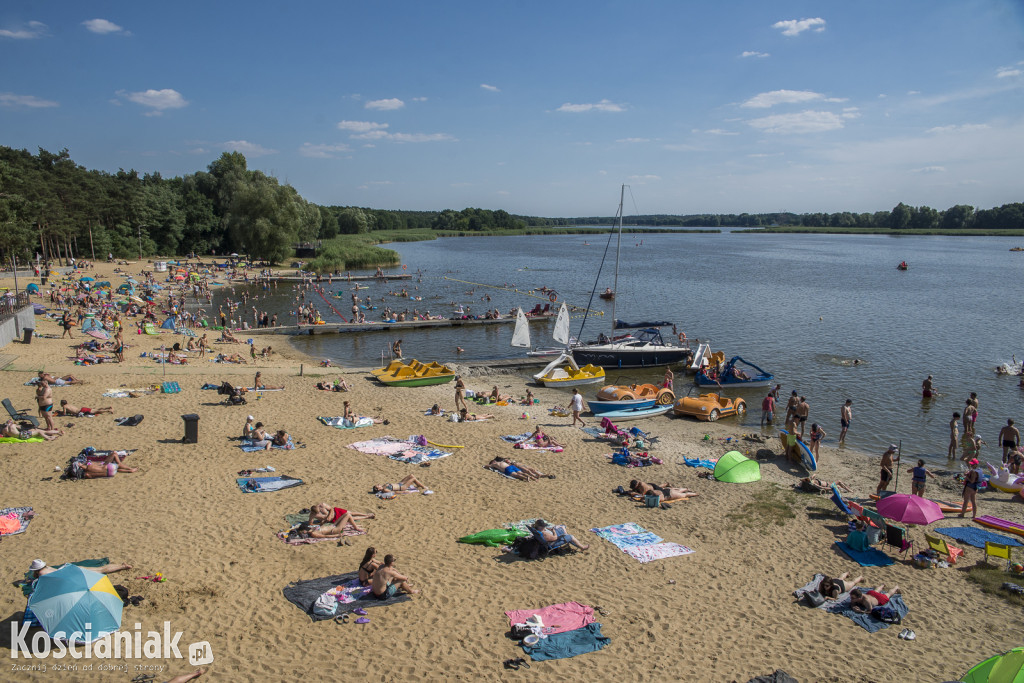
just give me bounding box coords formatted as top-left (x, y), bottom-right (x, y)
top-left (1, 146), bottom-right (1021, 266)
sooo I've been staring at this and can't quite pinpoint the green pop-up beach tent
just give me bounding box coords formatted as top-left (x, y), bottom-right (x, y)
top-left (962, 647), bottom-right (1024, 682)
top-left (713, 451), bottom-right (761, 483)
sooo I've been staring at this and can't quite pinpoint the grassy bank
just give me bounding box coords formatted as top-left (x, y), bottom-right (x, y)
top-left (735, 227), bottom-right (1024, 236)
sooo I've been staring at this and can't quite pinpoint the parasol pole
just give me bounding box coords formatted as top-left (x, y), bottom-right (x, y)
top-left (893, 439), bottom-right (902, 492)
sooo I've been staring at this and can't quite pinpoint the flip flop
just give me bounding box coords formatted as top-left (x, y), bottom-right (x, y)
top-left (503, 659), bottom-right (520, 670)
top-left (355, 617), bottom-right (370, 624)
top-left (515, 657), bottom-right (531, 669)
top-left (353, 608), bottom-right (368, 616)
top-left (898, 628), bottom-right (908, 639)
top-left (335, 614), bottom-right (349, 624)
top-left (904, 630), bottom-right (916, 640)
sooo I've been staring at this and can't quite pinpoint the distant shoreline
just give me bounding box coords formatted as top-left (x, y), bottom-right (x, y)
top-left (734, 226), bottom-right (1024, 236)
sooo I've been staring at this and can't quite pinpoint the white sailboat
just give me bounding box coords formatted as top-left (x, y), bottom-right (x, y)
top-left (511, 307), bottom-right (531, 349)
top-left (532, 303), bottom-right (606, 387)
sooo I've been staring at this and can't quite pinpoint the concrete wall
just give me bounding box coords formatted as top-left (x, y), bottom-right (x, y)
top-left (0, 306), bottom-right (37, 350)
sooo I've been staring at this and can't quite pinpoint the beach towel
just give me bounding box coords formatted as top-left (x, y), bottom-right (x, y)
top-left (934, 526), bottom-right (1023, 549)
top-left (0, 507), bottom-right (33, 536)
top-left (236, 475), bottom-right (304, 493)
top-left (505, 602), bottom-right (595, 636)
top-left (683, 457), bottom-right (719, 469)
top-left (514, 443), bottom-right (564, 452)
top-left (591, 522), bottom-right (695, 563)
top-left (277, 524), bottom-right (366, 545)
top-left (827, 594), bottom-right (909, 633)
top-left (501, 432), bottom-right (533, 443)
top-left (347, 437), bottom-right (452, 465)
top-left (621, 542), bottom-right (695, 563)
top-left (0, 435), bottom-right (45, 444)
top-left (522, 622), bottom-right (611, 661)
top-left (580, 427), bottom-right (603, 438)
top-left (835, 541), bottom-right (895, 567)
top-left (240, 437), bottom-right (294, 452)
top-left (282, 572), bottom-right (411, 621)
top-left (793, 574), bottom-right (852, 610)
top-left (319, 416), bottom-right (374, 429)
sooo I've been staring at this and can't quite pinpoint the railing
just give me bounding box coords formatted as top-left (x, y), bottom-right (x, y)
top-left (0, 292), bottom-right (31, 322)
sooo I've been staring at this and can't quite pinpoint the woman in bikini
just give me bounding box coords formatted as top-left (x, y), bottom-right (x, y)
top-left (358, 547), bottom-right (381, 586)
top-left (82, 452), bottom-right (139, 478)
top-left (808, 423), bottom-right (826, 460)
top-left (306, 503), bottom-right (372, 534)
top-left (629, 480), bottom-right (699, 503)
top-left (817, 572), bottom-right (864, 599)
top-left (530, 425), bottom-right (563, 448)
top-left (458, 407), bottom-right (494, 422)
top-left (372, 474), bottom-right (428, 494)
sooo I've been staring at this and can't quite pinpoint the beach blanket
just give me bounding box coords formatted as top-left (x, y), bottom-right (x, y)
top-left (103, 388), bottom-right (154, 397)
top-left (826, 594), bottom-right (909, 633)
top-left (319, 416), bottom-right (374, 429)
top-left (522, 622), bottom-right (610, 661)
top-left (934, 526), bottom-right (1023, 548)
top-left (793, 574), bottom-right (852, 610)
top-left (84, 449), bottom-right (134, 463)
top-left (0, 507), bottom-right (33, 536)
top-left (501, 432), bottom-right (532, 443)
top-left (580, 427), bottom-right (603, 438)
top-left (683, 457), bottom-right (719, 469)
top-left (0, 435), bottom-right (45, 444)
top-left (282, 572), bottom-right (411, 621)
top-left (505, 602), bottom-right (595, 635)
top-left (347, 437), bottom-right (451, 465)
top-left (514, 442), bottom-right (564, 452)
top-left (240, 437), bottom-right (295, 451)
top-left (236, 475), bottom-right (304, 493)
top-left (835, 541), bottom-right (895, 567)
top-left (276, 524), bottom-right (366, 545)
top-left (504, 519), bottom-right (541, 535)
top-left (591, 523), bottom-right (695, 563)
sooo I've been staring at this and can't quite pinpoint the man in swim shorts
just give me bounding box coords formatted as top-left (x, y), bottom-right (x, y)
top-left (761, 392), bottom-right (775, 426)
top-left (998, 418), bottom-right (1020, 464)
top-left (839, 399), bottom-right (852, 445)
top-left (35, 379), bottom-right (55, 431)
top-left (370, 555), bottom-right (419, 599)
top-left (849, 585), bottom-right (900, 614)
top-left (796, 397), bottom-right (809, 437)
top-left (949, 412), bottom-right (961, 459)
top-left (877, 444), bottom-right (898, 496)
top-left (922, 375), bottom-right (934, 398)
top-left (57, 400), bottom-right (113, 416)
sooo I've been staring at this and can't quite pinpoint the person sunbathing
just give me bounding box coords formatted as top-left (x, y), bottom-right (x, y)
top-left (629, 480), bottom-right (699, 502)
top-left (37, 371), bottom-right (83, 385)
top-left (528, 425), bottom-right (563, 448)
top-left (428, 404), bottom-right (443, 415)
top-left (30, 559), bottom-right (131, 579)
top-left (371, 554), bottom-right (420, 598)
top-left (333, 377), bottom-right (350, 392)
top-left (372, 474), bottom-right (428, 494)
top-left (488, 457), bottom-right (538, 481)
top-left (216, 352), bottom-right (246, 363)
top-left (293, 519), bottom-right (363, 538)
top-left (82, 452), bottom-right (139, 478)
top-left (309, 503), bottom-right (375, 526)
top-left (56, 400), bottom-right (113, 416)
top-left (459, 407), bottom-right (494, 422)
top-left (2, 419), bottom-right (62, 441)
top-left (532, 519), bottom-right (588, 551)
top-left (849, 585), bottom-right (900, 613)
top-left (271, 429), bottom-right (293, 448)
top-left (220, 329), bottom-right (240, 343)
top-left (489, 386), bottom-right (510, 402)
top-left (253, 372), bottom-right (283, 390)
top-left (358, 547), bottom-right (381, 586)
top-left (343, 401), bottom-right (385, 425)
top-left (818, 573), bottom-right (864, 599)
top-left (521, 389), bottom-right (535, 406)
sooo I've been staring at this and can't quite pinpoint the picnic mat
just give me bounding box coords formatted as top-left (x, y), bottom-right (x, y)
top-left (934, 526), bottom-right (1023, 548)
top-left (347, 437), bottom-right (452, 465)
top-left (505, 602), bottom-right (595, 636)
top-left (826, 594), bottom-right (909, 633)
top-left (0, 507), bottom-right (33, 536)
top-left (835, 541), bottom-right (895, 567)
top-left (522, 622), bottom-right (611, 661)
top-left (236, 475), bottom-right (304, 493)
top-left (591, 522), bottom-right (695, 563)
top-left (282, 572), bottom-right (411, 621)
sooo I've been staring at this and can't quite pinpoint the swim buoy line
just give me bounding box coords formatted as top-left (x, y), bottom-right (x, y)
top-left (549, 292), bottom-right (557, 302)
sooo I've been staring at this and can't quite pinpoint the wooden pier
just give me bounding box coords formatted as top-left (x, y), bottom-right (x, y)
top-left (249, 314), bottom-right (555, 335)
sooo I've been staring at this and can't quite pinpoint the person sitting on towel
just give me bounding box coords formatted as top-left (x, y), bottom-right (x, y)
top-left (370, 554), bottom-right (420, 599)
top-left (57, 400), bottom-right (113, 416)
top-left (849, 585), bottom-right (900, 613)
top-left (271, 429), bottom-right (293, 449)
top-left (293, 518), bottom-right (364, 538)
top-left (818, 573), bottom-right (864, 599)
top-left (528, 425), bottom-right (562, 447)
top-left (629, 480), bottom-right (699, 502)
top-left (489, 386), bottom-right (509, 402)
top-left (358, 547), bottom-right (381, 586)
top-left (82, 451), bottom-right (139, 478)
top-left (249, 423), bottom-right (272, 450)
top-left (372, 474), bottom-right (428, 494)
top-left (532, 519), bottom-right (589, 551)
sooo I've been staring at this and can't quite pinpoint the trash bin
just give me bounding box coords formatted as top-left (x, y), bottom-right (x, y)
top-left (22, 328), bottom-right (33, 344)
top-left (40, 276), bottom-right (47, 286)
top-left (181, 413), bottom-right (200, 443)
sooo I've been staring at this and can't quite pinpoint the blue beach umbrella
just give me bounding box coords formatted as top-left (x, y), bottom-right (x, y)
top-left (79, 277), bottom-right (95, 282)
top-left (27, 565), bottom-right (123, 643)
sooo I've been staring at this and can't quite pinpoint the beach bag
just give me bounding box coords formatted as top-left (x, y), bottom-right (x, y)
top-left (801, 590), bottom-right (825, 608)
top-left (513, 536), bottom-right (543, 560)
top-left (414, 435), bottom-right (428, 447)
top-left (644, 493), bottom-right (661, 508)
top-left (510, 624), bottom-right (533, 640)
top-left (870, 605), bottom-right (901, 624)
top-left (312, 592), bottom-right (338, 617)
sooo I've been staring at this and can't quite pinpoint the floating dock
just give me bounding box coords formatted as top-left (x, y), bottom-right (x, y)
top-left (246, 315), bottom-right (556, 335)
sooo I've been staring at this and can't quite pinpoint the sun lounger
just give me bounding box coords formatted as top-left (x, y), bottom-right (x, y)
top-left (3, 398), bottom-right (39, 428)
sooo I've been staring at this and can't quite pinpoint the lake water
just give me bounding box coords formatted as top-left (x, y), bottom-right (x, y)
top-left (215, 232), bottom-right (1024, 466)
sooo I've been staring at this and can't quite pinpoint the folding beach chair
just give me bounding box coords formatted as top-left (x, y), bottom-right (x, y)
top-left (3, 398), bottom-right (39, 428)
top-left (984, 541), bottom-right (1013, 570)
top-left (882, 524), bottom-right (914, 560)
top-left (925, 533), bottom-right (965, 564)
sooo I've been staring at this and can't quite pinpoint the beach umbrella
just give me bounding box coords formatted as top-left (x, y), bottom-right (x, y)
top-left (79, 277), bottom-right (95, 282)
top-left (962, 647), bottom-right (1024, 682)
top-left (713, 451), bottom-right (761, 483)
top-left (876, 493), bottom-right (943, 526)
top-left (27, 565), bottom-right (123, 643)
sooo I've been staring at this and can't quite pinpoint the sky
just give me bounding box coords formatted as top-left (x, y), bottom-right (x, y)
top-left (1, 1), bottom-right (1023, 217)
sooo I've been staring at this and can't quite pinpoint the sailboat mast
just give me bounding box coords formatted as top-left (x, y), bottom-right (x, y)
top-left (611, 184), bottom-right (624, 334)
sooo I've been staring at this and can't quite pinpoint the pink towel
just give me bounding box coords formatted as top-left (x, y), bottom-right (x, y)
top-left (504, 601), bottom-right (595, 635)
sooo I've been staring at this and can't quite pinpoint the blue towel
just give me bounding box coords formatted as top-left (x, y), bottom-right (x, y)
top-left (682, 457), bottom-right (718, 469)
top-left (522, 623), bottom-right (611, 661)
top-left (934, 526), bottom-right (1023, 548)
top-left (835, 541), bottom-right (895, 567)
top-left (827, 594), bottom-right (909, 633)
top-left (236, 476), bottom-right (304, 493)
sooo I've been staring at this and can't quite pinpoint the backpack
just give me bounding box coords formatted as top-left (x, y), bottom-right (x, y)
top-left (512, 536), bottom-right (544, 560)
top-left (870, 605), bottom-right (901, 624)
top-left (801, 590), bottom-right (825, 608)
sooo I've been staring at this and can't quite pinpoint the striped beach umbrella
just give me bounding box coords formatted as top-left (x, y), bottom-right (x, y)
top-left (27, 565), bottom-right (123, 643)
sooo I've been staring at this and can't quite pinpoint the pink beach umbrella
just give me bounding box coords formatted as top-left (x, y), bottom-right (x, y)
top-left (876, 494), bottom-right (944, 526)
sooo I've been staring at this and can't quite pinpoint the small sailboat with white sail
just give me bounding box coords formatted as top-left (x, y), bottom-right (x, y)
top-left (533, 303), bottom-right (605, 387)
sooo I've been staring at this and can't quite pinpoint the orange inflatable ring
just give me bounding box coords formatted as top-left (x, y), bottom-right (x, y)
top-left (549, 291), bottom-right (557, 302)
top-left (402, 264), bottom-right (407, 270)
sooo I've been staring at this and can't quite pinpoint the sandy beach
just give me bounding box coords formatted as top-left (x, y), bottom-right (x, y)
top-left (0, 262), bottom-right (1021, 682)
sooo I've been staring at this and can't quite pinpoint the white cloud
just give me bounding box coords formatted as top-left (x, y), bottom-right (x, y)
top-left (907, 90), bottom-right (920, 95)
top-left (747, 110), bottom-right (845, 134)
top-left (841, 107), bottom-right (861, 119)
top-left (0, 21), bottom-right (46, 39)
top-left (911, 166), bottom-right (946, 173)
top-left (299, 143), bottom-right (350, 158)
top-left (742, 89), bottom-right (826, 108)
top-left (996, 66), bottom-right (1022, 79)
top-left (628, 175), bottom-right (661, 183)
top-left (700, 128), bottom-right (739, 136)
top-left (82, 19), bottom-right (127, 35)
top-left (616, 137), bottom-right (650, 143)
top-left (556, 99), bottom-right (626, 113)
top-left (382, 132), bottom-right (456, 143)
top-left (337, 120), bottom-right (389, 133)
top-left (122, 88), bottom-right (188, 111)
top-left (411, 97), bottom-right (428, 102)
top-left (925, 123), bottom-right (991, 135)
top-left (480, 84), bottom-right (500, 92)
top-left (0, 93), bottom-right (58, 108)
top-left (357, 181), bottom-right (394, 190)
top-left (741, 51), bottom-right (770, 58)
top-left (772, 18), bottom-right (826, 37)
top-left (222, 140), bottom-right (277, 157)
top-left (365, 98), bottom-right (404, 110)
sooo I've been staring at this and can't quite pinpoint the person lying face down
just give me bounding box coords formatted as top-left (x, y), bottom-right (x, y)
top-left (628, 480), bottom-right (699, 502)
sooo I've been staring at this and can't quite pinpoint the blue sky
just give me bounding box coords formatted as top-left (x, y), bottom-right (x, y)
top-left (2, 1), bottom-right (1023, 217)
